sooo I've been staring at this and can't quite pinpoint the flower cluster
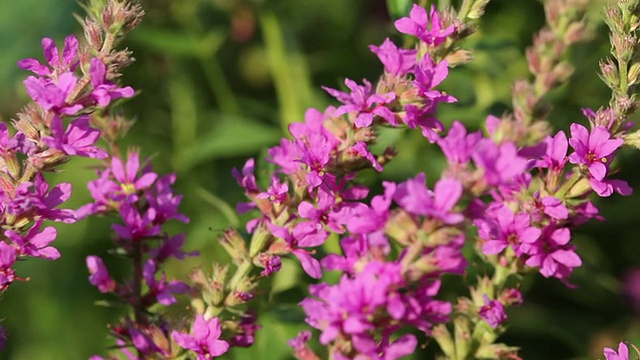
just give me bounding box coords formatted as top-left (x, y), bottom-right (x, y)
top-left (3, 0), bottom-right (640, 358)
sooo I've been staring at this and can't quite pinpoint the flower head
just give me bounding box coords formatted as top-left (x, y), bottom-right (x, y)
top-left (171, 315), bottom-right (229, 359)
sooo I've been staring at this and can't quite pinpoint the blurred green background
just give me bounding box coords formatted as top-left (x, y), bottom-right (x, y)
top-left (1, 0), bottom-right (640, 359)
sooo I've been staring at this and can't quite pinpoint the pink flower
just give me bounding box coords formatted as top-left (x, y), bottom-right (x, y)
top-left (394, 5), bottom-right (454, 46)
top-left (323, 78), bottom-right (397, 128)
top-left (568, 123), bottom-right (631, 197)
top-left (86, 255), bottom-right (116, 293)
top-left (604, 341), bottom-right (630, 360)
top-left (42, 115), bottom-right (107, 159)
top-left (18, 35), bottom-right (79, 76)
top-left (89, 58), bottom-right (135, 107)
top-left (171, 315), bottom-right (229, 359)
top-left (478, 295), bottom-right (507, 328)
top-left (369, 38), bottom-right (416, 76)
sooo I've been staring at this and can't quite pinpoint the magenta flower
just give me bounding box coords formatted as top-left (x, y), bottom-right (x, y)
top-left (478, 205), bottom-right (541, 256)
top-left (86, 255), bottom-right (116, 293)
top-left (368, 38), bottom-right (416, 77)
top-left (18, 35), bottom-right (79, 76)
top-left (42, 115), bottom-right (107, 159)
top-left (0, 241), bottom-right (17, 292)
top-left (171, 315), bottom-right (229, 359)
top-left (151, 234), bottom-right (198, 262)
top-left (603, 341), bottom-right (631, 360)
top-left (478, 295), bottom-right (507, 328)
top-left (438, 121), bottom-right (481, 165)
top-left (521, 225), bottom-right (581, 281)
top-left (537, 131), bottom-right (568, 171)
top-left (267, 222), bottom-right (328, 278)
top-left (568, 123), bottom-right (631, 197)
top-left (472, 139), bottom-right (528, 186)
top-left (5, 220), bottom-right (59, 260)
top-left (7, 173), bottom-right (75, 224)
top-left (394, 173), bottom-right (464, 224)
top-left (146, 174), bottom-right (189, 224)
top-left (89, 58), bottom-right (135, 107)
top-left (352, 141), bottom-right (383, 171)
top-left (142, 259), bottom-right (190, 306)
top-left (22, 73), bottom-right (83, 115)
top-left (323, 78), bottom-right (397, 128)
top-left (568, 124), bottom-right (620, 179)
top-left (394, 4), bottom-right (454, 46)
top-left (111, 151), bottom-right (159, 201)
top-left (112, 203), bottom-right (161, 241)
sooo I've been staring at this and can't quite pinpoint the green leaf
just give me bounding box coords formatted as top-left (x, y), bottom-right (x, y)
top-left (386, 0), bottom-right (413, 20)
top-left (129, 26), bottom-right (225, 58)
top-left (174, 113), bottom-right (281, 171)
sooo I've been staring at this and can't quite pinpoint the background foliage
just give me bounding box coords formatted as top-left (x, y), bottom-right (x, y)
top-left (1, 0), bottom-right (639, 359)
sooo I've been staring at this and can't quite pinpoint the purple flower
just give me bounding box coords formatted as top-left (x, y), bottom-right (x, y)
top-left (603, 342), bottom-right (631, 360)
top-left (568, 123), bottom-right (631, 197)
top-left (472, 139), bottom-right (528, 186)
top-left (142, 259), bottom-right (190, 306)
top-left (18, 35), bottom-right (79, 76)
top-left (232, 158), bottom-right (259, 193)
top-left (146, 174), bottom-right (189, 224)
top-left (89, 58), bottom-right (135, 107)
top-left (537, 131), bottom-right (568, 171)
top-left (368, 38), bottom-right (416, 77)
top-left (111, 151), bottom-right (159, 200)
top-left (5, 220), bottom-right (59, 260)
top-left (171, 315), bottom-right (229, 359)
top-left (352, 141), bottom-right (383, 171)
top-left (413, 56), bottom-right (455, 104)
top-left (521, 225), bottom-right (581, 281)
top-left (86, 255), bottom-right (116, 293)
top-left (151, 234), bottom-right (198, 262)
top-left (267, 222), bottom-right (328, 278)
top-left (112, 203), bottom-right (161, 241)
top-left (22, 73), bottom-right (83, 115)
top-left (478, 295), bottom-right (507, 328)
top-left (394, 5), bottom-right (454, 46)
top-left (0, 241), bottom-right (17, 292)
top-left (323, 79), bottom-right (397, 128)
top-left (7, 173), bottom-right (75, 223)
top-left (394, 173), bottom-right (464, 224)
top-left (478, 205), bottom-right (541, 256)
top-left (42, 115), bottom-right (107, 159)
top-left (438, 121), bottom-right (481, 165)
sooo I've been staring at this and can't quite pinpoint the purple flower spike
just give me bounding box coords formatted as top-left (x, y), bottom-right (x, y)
top-left (171, 315), bottom-right (230, 359)
top-left (478, 295), bottom-right (507, 328)
top-left (394, 4), bottom-right (455, 46)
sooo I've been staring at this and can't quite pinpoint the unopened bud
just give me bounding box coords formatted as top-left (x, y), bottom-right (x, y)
top-left (628, 62), bottom-right (640, 86)
top-left (599, 59), bottom-right (620, 89)
top-left (468, 0), bottom-right (490, 19)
